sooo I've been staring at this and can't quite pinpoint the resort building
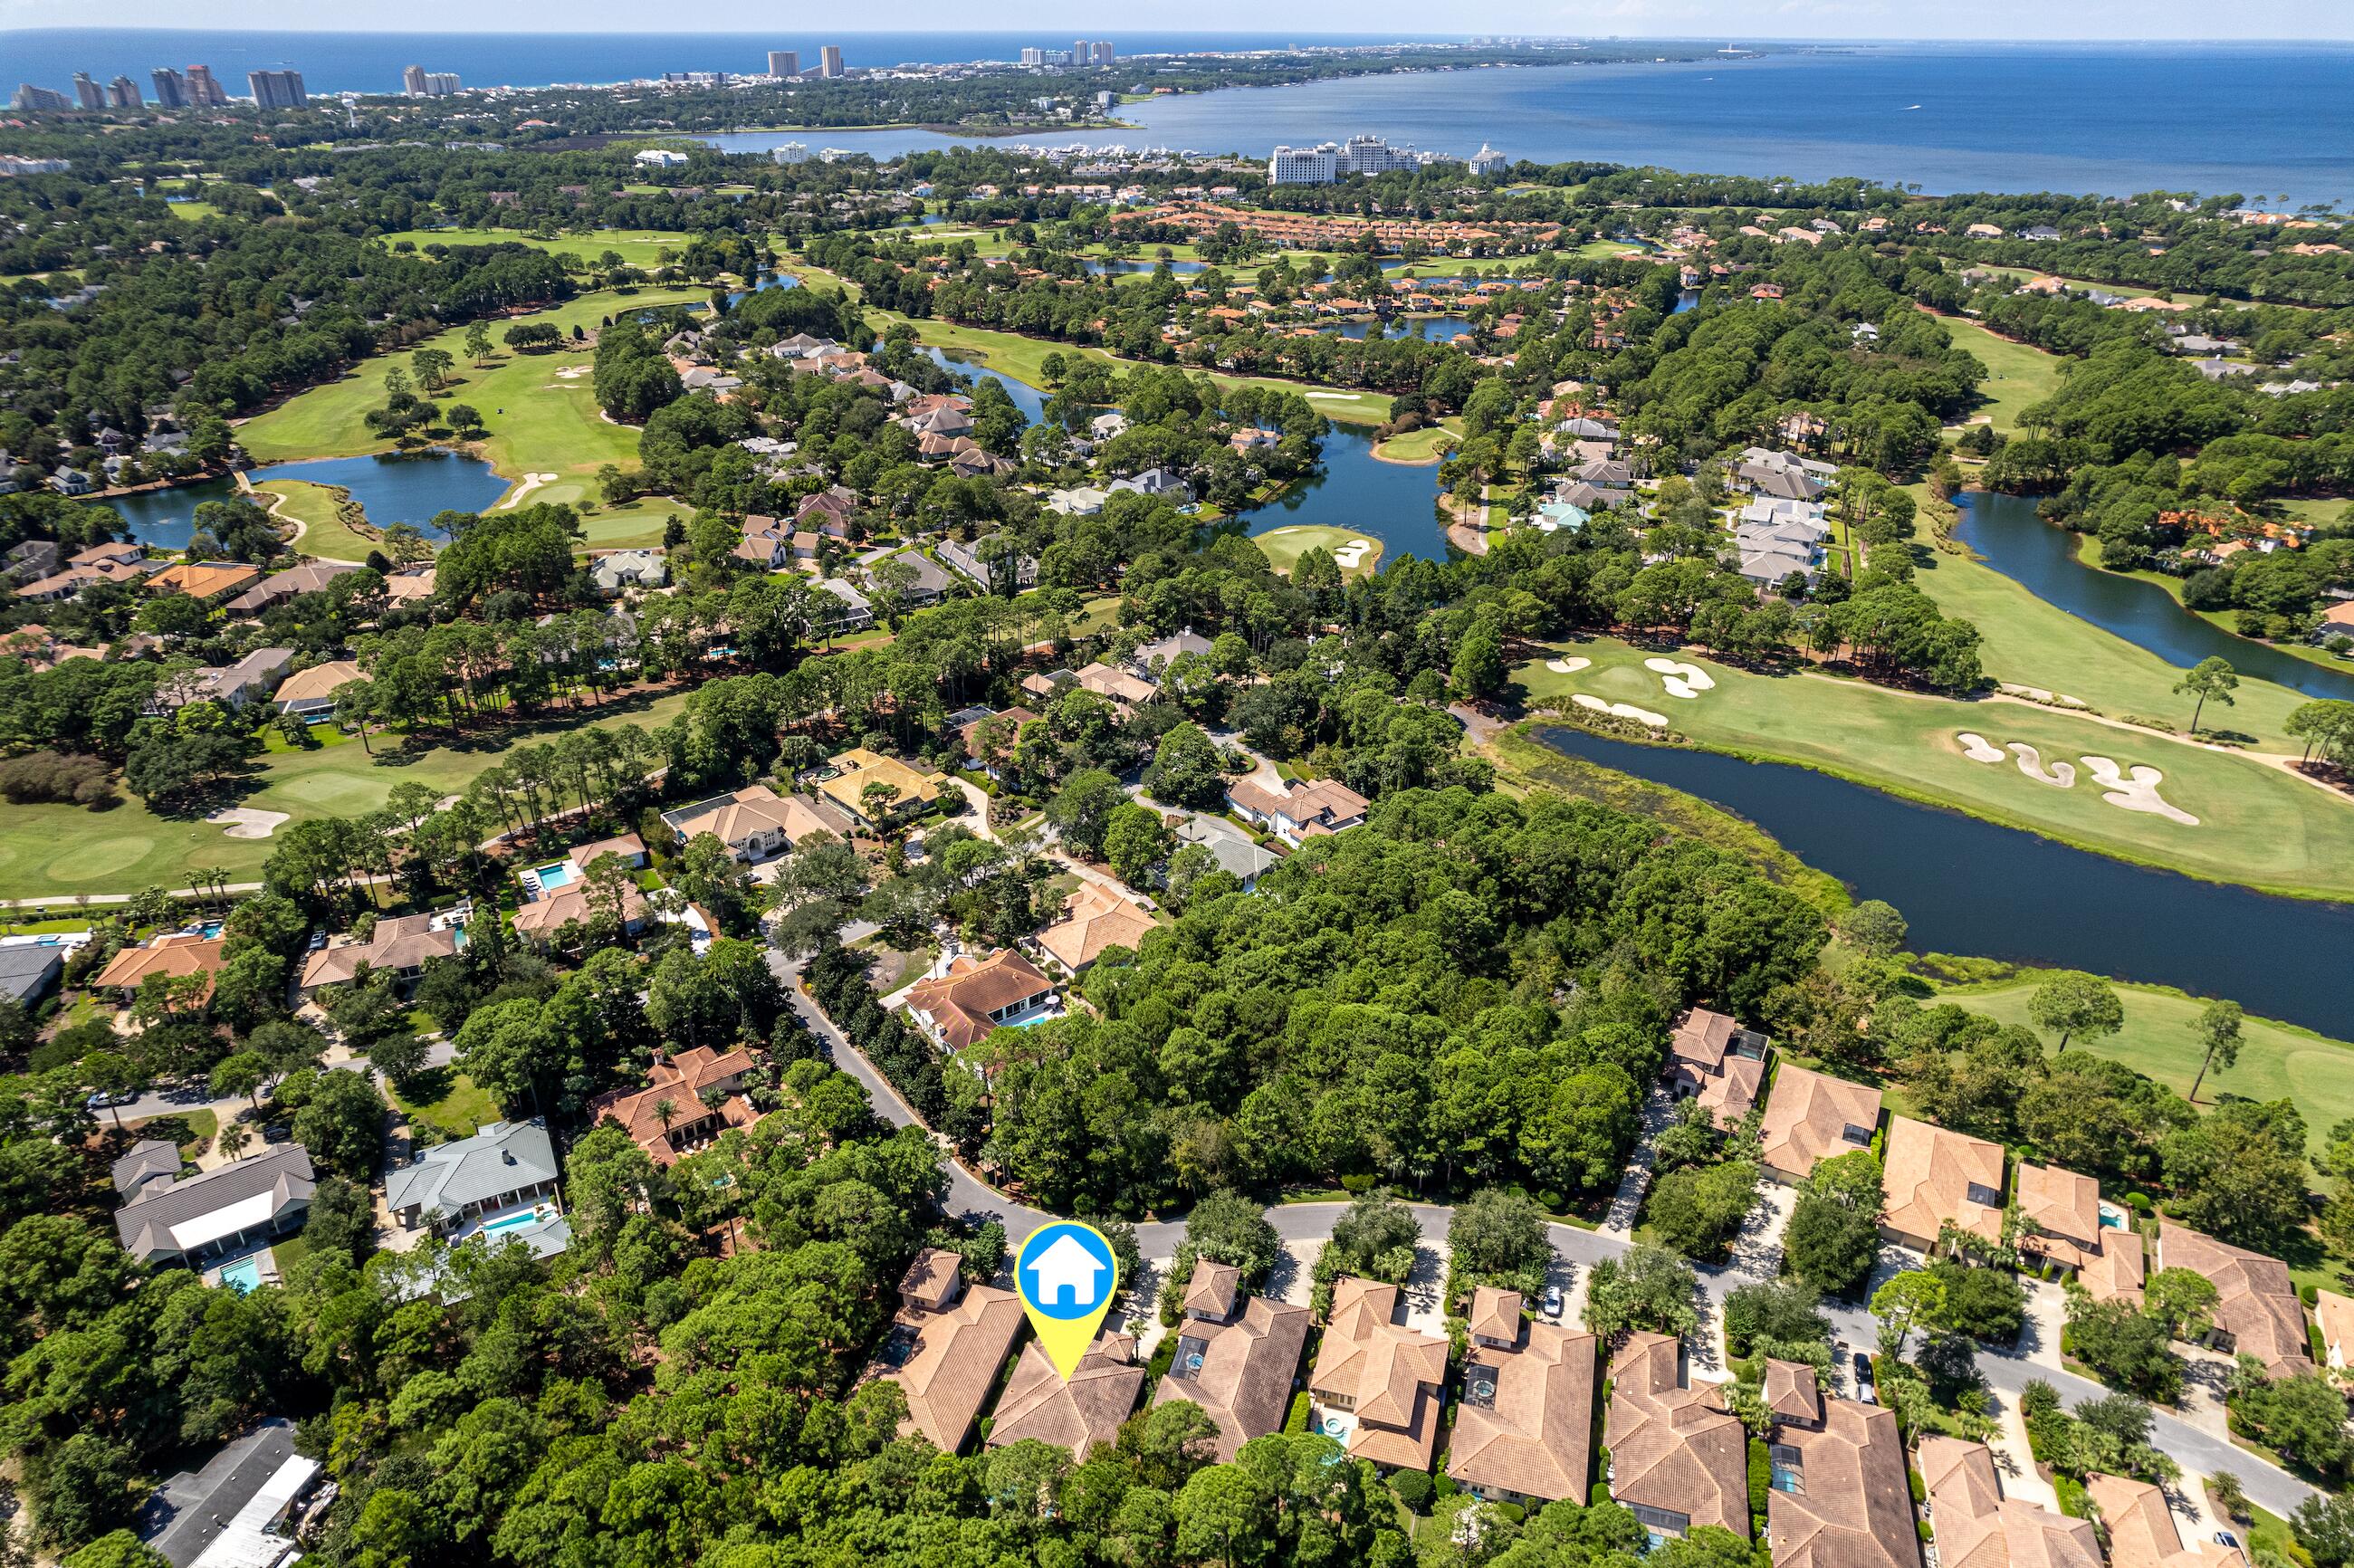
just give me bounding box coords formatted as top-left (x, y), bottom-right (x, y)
top-left (1225, 777), bottom-right (1370, 846)
top-left (1919, 1437), bottom-right (2102, 1568)
top-left (866, 1247), bottom-right (1026, 1454)
top-left (1880, 1115), bottom-right (2006, 1252)
top-left (1605, 1331), bottom-right (1748, 1544)
top-left (297, 912), bottom-right (461, 999)
top-left (815, 748), bottom-right (944, 828)
top-left (114, 1143), bottom-right (315, 1267)
top-left (1665, 1007), bottom-right (1768, 1127)
top-left (1756, 1064), bottom-right (1880, 1181)
top-left (385, 1119), bottom-right (567, 1257)
top-left (586, 1046), bottom-right (760, 1165)
top-left (1153, 1279), bottom-right (1313, 1461)
top-left (902, 948), bottom-right (1057, 1050)
top-left (1308, 1277), bottom-right (1450, 1472)
top-left (986, 1333), bottom-right (1146, 1458)
top-left (2155, 1223), bottom-right (2313, 1377)
top-left (1031, 883), bottom-right (1156, 973)
top-left (1762, 1370), bottom-right (1920, 1568)
top-left (1447, 1287), bottom-right (1596, 1506)
top-left (92, 931), bottom-right (226, 1008)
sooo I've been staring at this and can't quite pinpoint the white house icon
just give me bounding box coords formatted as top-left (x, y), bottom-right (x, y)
top-left (1027, 1233), bottom-right (1107, 1307)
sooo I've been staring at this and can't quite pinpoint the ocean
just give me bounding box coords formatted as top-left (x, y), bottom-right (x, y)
top-left (7, 33), bottom-right (2354, 205)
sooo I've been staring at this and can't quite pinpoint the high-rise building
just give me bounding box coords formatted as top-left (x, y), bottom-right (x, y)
top-left (72, 72), bottom-right (105, 111)
top-left (772, 142), bottom-right (809, 165)
top-left (1092, 41), bottom-right (1115, 64)
top-left (150, 67), bottom-right (189, 108)
top-left (818, 45), bottom-right (844, 77)
top-left (1467, 144), bottom-right (1509, 177)
top-left (12, 84), bottom-right (72, 113)
top-left (248, 70), bottom-right (307, 110)
top-left (767, 51), bottom-right (799, 78)
top-left (403, 64), bottom-right (427, 95)
top-left (1267, 144), bottom-right (1339, 186)
top-left (1019, 48), bottom-right (1044, 67)
top-left (1074, 41), bottom-right (1090, 66)
top-left (186, 64), bottom-right (230, 106)
top-left (425, 72), bottom-right (461, 96)
top-left (108, 75), bottom-right (142, 109)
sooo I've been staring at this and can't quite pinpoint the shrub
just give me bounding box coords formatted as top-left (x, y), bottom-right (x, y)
top-left (1390, 1468), bottom-right (1434, 1513)
top-left (0, 751), bottom-right (116, 806)
top-left (1283, 1391), bottom-right (1310, 1435)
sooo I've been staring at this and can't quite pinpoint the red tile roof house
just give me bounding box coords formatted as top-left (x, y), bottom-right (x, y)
top-left (1152, 1266), bottom-right (1313, 1460)
top-left (1225, 777), bottom-right (1370, 847)
top-left (1879, 1115), bottom-right (2005, 1254)
top-left (2155, 1222), bottom-right (2315, 1379)
top-left (2013, 1162), bottom-right (2143, 1302)
top-left (1919, 1436), bottom-right (2102, 1568)
top-left (1606, 1332), bottom-right (1749, 1545)
top-left (1762, 1365), bottom-right (1921, 1568)
top-left (1448, 1287), bottom-right (1596, 1506)
top-left (865, 1247), bottom-right (1026, 1454)
top-left (1307, 1278), bottom-right (1450, 1473)
top-left (1756, 1064), bottom-right (1880, 1181)
top-left (901, 949), bottom-right (1057, 1051)
top-left (1666, 1008), bottom-right (1768, 1128)
top-left (586, 1046), bottom-right (761, 1165)
top-left (986, 1333), bottom-right (1146, 1458)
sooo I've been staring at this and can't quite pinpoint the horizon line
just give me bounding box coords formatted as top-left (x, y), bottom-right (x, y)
top-left (7, 26), bottom-right (2354, 43)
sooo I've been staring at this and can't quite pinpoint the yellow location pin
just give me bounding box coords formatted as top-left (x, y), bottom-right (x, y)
top-left (1016, 1220), bottom-right (1121, 1380)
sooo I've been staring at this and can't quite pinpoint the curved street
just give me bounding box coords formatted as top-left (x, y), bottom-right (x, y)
top-left (769, 947), bottom-right (2325, 1523)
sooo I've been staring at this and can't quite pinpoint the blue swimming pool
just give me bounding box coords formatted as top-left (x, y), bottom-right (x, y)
top-left (217, 1256), bottom-right (263, 1292)
top-left (531, 862), bottom-right (575, 890)
top-left (481, 1206), bottom-right (544, 1234)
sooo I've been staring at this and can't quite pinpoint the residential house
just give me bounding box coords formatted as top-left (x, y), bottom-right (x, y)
top-left (512, 875), bottom-right (647, 947)
top-left (1880, 1115), bottom-right (2006, 1252)
top-left (49, 467), bottom-right (96, 495)
top-left (1309, 1277), bottom-right (1450, 1472)
top-left (814, 577), bottom-right (874, 632)
top-left (1666, 1007), bottom-right (1769, 1126)
top-left (569, 831), bottom-right (649, 870)
top-left (114, 1143), bottom-right (315, 1267)
top-left (385, 1119), bottom-right (567, 1257)
top-left (298, 912), bottom-right (461, 998)
top-left (1172, 815), bottom-right (1279, 890)
top-left (1047, 485), bottom-right (1110, 516)
top-left (937, 534), bottom-right (1039, 590)
top-left (2013, 1162), bottom-right (2139, 1299)
top-left (150, 647), bottom-right (293, 712)
top-left (139, 1418), bottom-right (320, 1568)
top-left (1033, 882), bottom-right (1157, 973)
top-left (1919, 1437), bottom-right (2102, 1568)
top-left (816, 747), bottom-right (943, 828)
top-left (2313, 1289), bottom-right (2352, 1373)
top-left (1130, 626), bottom-right (1215, 677)
top-left (382, 565), bottom-right (437, 606)
top-left (864, 549), bottom-right (956, 607)
top-left (662, 784), bottom-right (843, 862)
top-left (113, 1139), bottom-right (183, 1200)
top-left (796, 486), bottom-right (859, 534)
top-left (2155, 1222), bottom-right (2313, 1377)
top-left (987, 1333), bottom-right (1147, 1458)
top-left (1757, 1065), bottom-right (1880, 1181)
top-left (92, 932), bottom-right (226, 1007)
top-left (1449, 1287), bottom-right (1596, 1506)
top-left (903, 948), bottom-right (1057, 1050)
top-left (1151, 1291), bottom-right (1311, 1463)
top-left (866, 1247), bottom-right (1026, 1453)
top-left (1075, 660), bottom-right (1158, 712)
top-left (590, 549), bottom-right (666, 595)
top-left (1763, 1371), bottom-right (1920, 1568)
top-left (223, 560), bottom-right (361, 616)
top-left (586, 1046), bottom-right (761, 1165)
top-left (957, 705), bottom-right (1037, 774)
top-left (1226, 777), bottom-right (1370, 846)
top-left (273, 660), bottom-right (364, 718)
top-left (1605, 1332), bottom-right (1749, 1543)
top-left (2087, 1473), bottom-right (2236, 1568)
top-left (0, 942), bottom-right (63, 1007)
top-left (1109, 466), bottom-right (1191, 501)
top-left (147, 560), bottom-right (263, 602)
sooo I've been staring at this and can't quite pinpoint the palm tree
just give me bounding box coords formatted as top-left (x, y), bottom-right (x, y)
top-left (218, 1122), bottom-right (253, 1162)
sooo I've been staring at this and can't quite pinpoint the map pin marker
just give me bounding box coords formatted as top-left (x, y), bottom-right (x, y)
top-left (1016, 1220), bottom-right (1121, 1380)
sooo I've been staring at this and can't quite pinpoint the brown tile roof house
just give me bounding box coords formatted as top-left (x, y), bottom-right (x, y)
top-left (867, 1248), bottom-right (1026, 1454)
top-left (586, 1046), bottom-right (761, 1165)
top-left (1153, 1293), bottom-right (1313, 1461)
top-left (903, 949), bottom-right (1057, 1051)
top-left (1449, 1288), bottom-right (1596, 1505)
top-left (2156, 1222), bottom-right (2313, 1378)
top-left (1919, 1437), bottom-right (2102, 1568)
top-left (1075, 660), bottom-right (1159, 711)
top-left (1605, 1332), bottom-right (1748, 1541)
top-left (146, 560), bottom-right (262, 601)
top-left (2012, 1162), bottom-right (2137, 1298)
top-left (2086, 1474), bottom-right (2220, 1568)
top-left (662, 784), bottom-right (840, 862)
top-left (1225, 776), bottom-right (1372, 846)
top-left (92, 932), bottom-right (226, 1005)
top-left (2317, 1288), bottom-right (2354, 1373)
top-left (1667, 1008), bottom-right (1768, 1128)
top-left (815, 748), bottom-right (943, 827)
top-left (1757, 1065), bottom-right (1880, 1179)
top-left (1309, 1277), bottom-right (1448, 1472)
top-left (298, 913), bottom-right (461, 995)
top-left (383, 565), bottom-right (436, 605)
top-left (957, 705), bottom-right (1038, 766)
top-left (987, 1333), bottom-right (1146, 1458)
top-left (273, 659), bottom-right (364, 716)
top-left (1880, 1115), bottom-right (2006, 1250)
top-left (1766, 1390), bottom-right (1920, 1568)
top-left (1182, 1260), bottom-right (1242, 1321)
top-left (512, 878), bottom-right (648, 944)
top-left (224, 559), bottom-right (361, 615)
top-left (1033, 883), bottom-right (1157, 973)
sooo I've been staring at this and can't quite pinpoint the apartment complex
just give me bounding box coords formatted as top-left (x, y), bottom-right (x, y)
top-left (247, 70), bottom-right (307, 110)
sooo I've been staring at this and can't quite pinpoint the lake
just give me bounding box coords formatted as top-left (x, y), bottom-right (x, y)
top-left (109, 451), bottom-right (510, 550)
top-left (1081, 258), bottom-right (1210, 277)
top-left (1242, 425), bottom-right (1449, 563)
top-left (1327, 315), bottom-right (1473, 341)
top-left (1957, 492), bottom-right (2354, 703)
top-left (1538, 726), bottom-right (2354, 1039)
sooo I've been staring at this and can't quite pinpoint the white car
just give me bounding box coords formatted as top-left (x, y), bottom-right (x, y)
top-left (1541, 1284), bottom-right (1565, 1319)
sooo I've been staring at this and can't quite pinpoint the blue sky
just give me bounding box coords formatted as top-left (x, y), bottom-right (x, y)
top-left (9, 0), bottom-right (2353, 36)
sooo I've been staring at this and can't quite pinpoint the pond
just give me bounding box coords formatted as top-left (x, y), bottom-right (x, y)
top-left (1241, 425), bottom-right (1451, 564)
top-left (1957, 492), bottom-right (2354, 702)
top-left (108, 451), bottom-right (510, 550)
top-left (1326, 315), bottom-right (1474, 342)
top-left (1079, 257), bottom-right (1210, 276)
top-left (1537, 726), bottom-right (2354, 1039)
top-left (916, 345), bottom-right (1050, 424)
top-left (723, 270), bottom-right (800, 308)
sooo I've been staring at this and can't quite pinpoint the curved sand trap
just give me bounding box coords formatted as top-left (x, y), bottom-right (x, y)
top-left (2005, 743), bottom-right (2076, 788)
top-left (1956, 732), bottom-right (2005, 763)
top-left (2081, 756), bottom-right (2200, 826)
top-left (207, 807), bottom-right (289, 840)
top-left (1545, 656), bottom-right (1593, 674)
top-left (1644, 657), bottom-right (1718, 699)
top-left (552, 365), bottom-right (593, 379)
top-left (499, 473), bottom-right (560, 510)
top-left (1305, 391), bottom-right (1365, 401)
top-left (1329, 539), bottom-right (1373, 569)
top-left (1573, 693), bottom-right (1669, 728)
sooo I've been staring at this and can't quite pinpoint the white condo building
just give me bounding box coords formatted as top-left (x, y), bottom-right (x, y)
top-left (1268, 134), bottom-right (1453, 185)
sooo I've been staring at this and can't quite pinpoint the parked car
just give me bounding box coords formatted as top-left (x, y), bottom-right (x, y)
top-left (1541, 1284), bottom-right (1565, 1319)
top-left (2215, 1534), bottom-right (2241, 1551)
top-left (86, 1089), bottom-right (138, 1110)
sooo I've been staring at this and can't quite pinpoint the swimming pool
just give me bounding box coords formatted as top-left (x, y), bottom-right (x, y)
top-left (217, 1256), bottom-right (264, 1292)
top-left (481, 1206), bottom-right (545, 1234)
top-left (528, 861), bottom-right (575, 891)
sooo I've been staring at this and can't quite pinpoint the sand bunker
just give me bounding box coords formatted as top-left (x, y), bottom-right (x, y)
top-left (1644, 657), bottom-right (1717, 700)
top-left (1957, 732), bottom-right (2005, 763)
top-left (2081, 756), bottom-right (2200, 826)
top-left (1330, 539), bottom-right (1374, 569)
top-left (1545, 656), bottom-right (1593, 674)
top-left (207, 807), bottom-right (289, 840)
top-left (1306, 391), bottom-right (1365, 401)
top-left (2006, 743), bottom-right (2076, 788)
top-left (1573, 693), bottom-right (1669, 728)
top-left (552, 364), bottom-right (593, 379)
top-left (499, 473), bottom-right (560, 510)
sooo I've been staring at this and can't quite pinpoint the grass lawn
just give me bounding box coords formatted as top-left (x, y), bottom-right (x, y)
top-left (391, 1066), bottom-right (500, 1139)
top-left (1372, 422), bottom-right (1459, 464)
top-left (576, 497), bottom-right (692, 551)
top-left (235, 286), bottom-right (711, 507)
top-left (379, 226), bottom-right (694, 272)
top-left (1937, 314), bottom-right (2067, 435)
top-left (166, 201), bottom-right (220, 221)
top-left (1941, 975), bottom-right (2354, 1160)
top-left (0, 684), bottom-right (696, 900)
top-left (1251, 523), bottom-right (1383, 578)
top-left (251, 478), bottom-right (383, 562)
top-left (1512, 636), bottom-right (2354, 902)
top-left (128, 1106), bottom-right (217, 1155)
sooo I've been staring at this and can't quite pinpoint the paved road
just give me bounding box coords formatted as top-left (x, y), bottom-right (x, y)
top-left (778, 963), bottom-right (2322, 1521)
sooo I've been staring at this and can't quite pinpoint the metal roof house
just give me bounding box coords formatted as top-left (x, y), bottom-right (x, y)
top-left (115, 1143), bottom-right (316, 1267)
top-left (385, 1119), bottom-right (565, 1254)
